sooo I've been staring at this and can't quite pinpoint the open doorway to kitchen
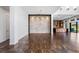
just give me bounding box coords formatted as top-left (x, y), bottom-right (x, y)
top-left (28, 14), bottom-right (51, 52)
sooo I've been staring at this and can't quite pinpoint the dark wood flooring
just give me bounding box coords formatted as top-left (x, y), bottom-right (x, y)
top-left (0, 39), bottom-right (9, 53)
top-left (0, 32), bottom-right (79, 53)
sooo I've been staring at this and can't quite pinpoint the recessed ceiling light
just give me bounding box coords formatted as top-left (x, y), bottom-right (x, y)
top-left (74, 8), bottom-right (77, 11)
top-left (66, 8), bottom-right (70, 11)
top-left (60, 8), bottom-right (62, 11)
top-left (73, 6), bottom-right (77, 11)
top-left (65, 6), bottom-right (70, 11)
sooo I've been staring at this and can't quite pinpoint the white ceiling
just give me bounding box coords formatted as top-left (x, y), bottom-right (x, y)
top-left (23, 6), bottom-right (79, 20)
top-left (0, 6), bottom-right (79, 20)
top-left (54, 6), bottom-right (79, 15)
top-left (23, 6), bottom-right (60, 14)
top-left (53, 6), bottom-right (79, 20)
top-left (53, 14), bottom-right (74, 20)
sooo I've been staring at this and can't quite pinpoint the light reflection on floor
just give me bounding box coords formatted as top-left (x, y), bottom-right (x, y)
top-left (70, 33), bottom-right (79, 51)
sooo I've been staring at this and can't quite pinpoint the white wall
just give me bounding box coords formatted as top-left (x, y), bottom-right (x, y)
top-left (0, 8), bottom-right (9, 43)
top-left (10, 6), bottom-right (59, 45)
top-left (30, 16), bottom-right (50, 33)
top-left (10, 7), bottom-right (27, 45)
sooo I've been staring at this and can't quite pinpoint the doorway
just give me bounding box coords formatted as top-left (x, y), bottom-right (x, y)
top-left (28, 14), bottom-right (51, 35)
top-left (28, 14), bottom-right (51, 52)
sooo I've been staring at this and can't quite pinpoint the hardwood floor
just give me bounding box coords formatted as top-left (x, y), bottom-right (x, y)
top-left (0, 39), bottom-right (9, 53)
top-left (0, 32), bottom-right (79, 53)
top-left (29, 33), bottom-right (51, 53)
